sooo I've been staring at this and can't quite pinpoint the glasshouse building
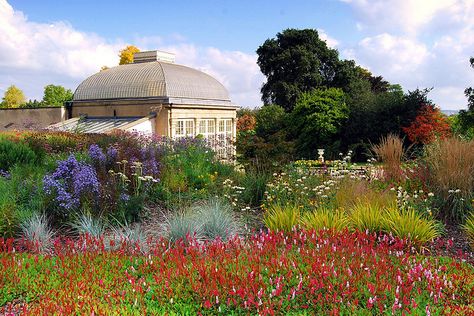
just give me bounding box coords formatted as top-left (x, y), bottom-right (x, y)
top-left (51, 50), bottom-right (238, 156)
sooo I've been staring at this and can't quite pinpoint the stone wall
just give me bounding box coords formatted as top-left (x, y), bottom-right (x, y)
top-left (0, 107), bottom-right (66, 131)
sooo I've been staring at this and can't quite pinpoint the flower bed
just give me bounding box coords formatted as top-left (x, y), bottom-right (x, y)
top-left (1, 230), bottom-right (473, 315)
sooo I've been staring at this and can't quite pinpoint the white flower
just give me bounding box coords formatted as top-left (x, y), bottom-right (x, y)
top-left (428, 192), bottom-right (434, 197)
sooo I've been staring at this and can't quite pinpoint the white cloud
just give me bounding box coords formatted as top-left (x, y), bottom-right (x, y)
top-left (341, 0), bottom-right (463, 35)
top-left (345, 33), bottom-right (432, 86)
top-left (0, 0), bottom-right (263, 107)
top-left (317, 28), bottom-right (339, 48)
top-left (341, 0), bottom-right (474, 110)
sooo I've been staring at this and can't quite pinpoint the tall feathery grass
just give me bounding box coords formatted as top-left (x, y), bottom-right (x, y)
top-left (372, 134), bottom-right (406, 183)
top-left (424, 137), bottom-right (474, 222)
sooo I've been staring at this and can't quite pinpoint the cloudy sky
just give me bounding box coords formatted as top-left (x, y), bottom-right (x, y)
top-left (1, 0), bottom-right (473, 110)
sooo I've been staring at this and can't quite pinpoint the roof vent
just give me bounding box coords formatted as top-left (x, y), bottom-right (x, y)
top-left (133, 50), bottom-right (175, 64)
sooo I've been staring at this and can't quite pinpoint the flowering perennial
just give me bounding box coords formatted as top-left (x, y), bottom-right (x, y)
top-left (0, 230), bottom-right (473, 315)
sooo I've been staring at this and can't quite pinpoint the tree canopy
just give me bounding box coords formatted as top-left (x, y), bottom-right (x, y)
top-left (290, 88), bottom-right (348, 157)
top-left (257, 29), bottom-right (389, 112)
top-left (42, 84), bottom-right (73, 106)
top-left (257, 29), bottom-right (341, 111)
top-left (1, 85), bottom-right (26, 108)
top-left (457, 57), bottom-right (474, 136)
top-left (119, 45), bottom-right (140, 65)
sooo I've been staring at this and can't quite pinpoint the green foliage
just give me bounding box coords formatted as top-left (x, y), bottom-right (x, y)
top-left (348, 202), bottom-right (386, 233)
top-left (456, 57), bottom-right (474, 137)
top-left (255, 105), bottom-right (287, 138)
top-left (384, 206), bottom-right (442, 246)
top-left (301, 208), bottom-right (349, 232)
top-left (462, 213), bottom-right (474, 249)
top-left (291, 88), bottom-right (348, 158)
top-left (0, 179), bottom-right (17, 237)
top-left (257, 28), bottom-right (341, 111)
top-left (450, 114), bottom-right (474, 140)
top-left (0, 139), bottom-right (38, 171)
top-left (42, 84), bottom-right (73, 106)
top-left (1, 85), bottom-right (26, 108)
top-left (237, 170), bottom-right (269, 207)
top-left (237, 105), bottom-right (294, 170)
top-left (263, 204), bottom-right (300, 232)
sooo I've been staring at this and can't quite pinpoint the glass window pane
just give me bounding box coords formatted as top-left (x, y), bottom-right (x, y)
top-left (199, 120), bottom-right (206, 134)
top-left (208, 120), bottom-right (215, 133)
top-left (219, 120), bottom-right (225, 133)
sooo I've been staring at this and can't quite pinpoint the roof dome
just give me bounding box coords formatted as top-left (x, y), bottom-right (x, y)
top-left (73, 61), bottom-right (231, 103)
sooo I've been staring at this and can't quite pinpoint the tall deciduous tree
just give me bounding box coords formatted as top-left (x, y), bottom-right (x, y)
top-left (257, 29), bottom-right (341, 111)
top-left (119, 45), bottom-right (140, 65)
top-left (458, 57), bottom-right (474, 134)
top-left (42, 84), bottom-right (73, 106)
top-left (1, 85), bottom-right (26, 108)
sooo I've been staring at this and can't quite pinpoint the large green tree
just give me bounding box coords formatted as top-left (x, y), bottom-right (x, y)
top-left (290, 88), bottom-right (348, 158)
top-left (42, 84), bottom-right (73, 106)
top-left (457, 57), bottom-right (474, 136)
top-left (1, 85), bottom-right (26, 108)
top-left (257, 29), bottom-right (341, 111)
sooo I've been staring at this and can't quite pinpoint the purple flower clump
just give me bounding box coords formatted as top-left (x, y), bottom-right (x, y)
top-left (106, 145), bottom-right (118, 162)
top-left (43, 155), bottom-right (100, 212)
top-left (88, 144), bottom-right (106, 164)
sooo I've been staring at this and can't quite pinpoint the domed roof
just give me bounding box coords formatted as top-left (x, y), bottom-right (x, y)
top-left (73, 61), bottom-right (231, 103)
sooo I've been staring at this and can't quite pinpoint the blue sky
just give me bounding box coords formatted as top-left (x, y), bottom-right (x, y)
top-left (1, 0), bottom-right (474, 110)
top-left (8, 0), bottom-right (356, 52)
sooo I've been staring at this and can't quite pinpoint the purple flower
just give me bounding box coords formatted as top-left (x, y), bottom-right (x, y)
top-left (106, 145), bottom-right (118, 162)
top-left (88, 144), bottom-right (106, 164)
top-left (43, 155), bottom-right (99, 213)
top-left (119, 193), bottom-right (130, 202)
top-left (0, 169), bottom-right (10, 179)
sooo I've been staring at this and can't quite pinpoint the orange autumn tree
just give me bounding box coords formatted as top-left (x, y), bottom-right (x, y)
top-left (402, 104), bottom-right (451, 144)
top-left (237, 113), bottom-right (256, 133)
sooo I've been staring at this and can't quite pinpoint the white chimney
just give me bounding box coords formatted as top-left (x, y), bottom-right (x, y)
top-left (133, 50), bottom-right (175, 63)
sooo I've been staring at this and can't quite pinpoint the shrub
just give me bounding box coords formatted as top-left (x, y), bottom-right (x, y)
top-left (301, 208), bottom-right (349, 232)
top-left (0, 139), bottom-right (38, 171)
top-left (402, 105), bottom-right (451, 144)
top-left (384, 207), bottom-right (442, 246)
top-left (462, 213), bottom-right (474, 249)
top-left (238, 170), bottom-right (269, 207)
top-left (423, 137), bottom-right (474, 222)
top-left (371, 134), bottom-right (406, 183)
top-left (348, 202), bottom-right (386, 233)
top-left (20, 213), bottom-right (55, 253)
top-left (263, 204), bottom-right (300, 232)
top-left (191, 198), bottom-right (241, 241)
